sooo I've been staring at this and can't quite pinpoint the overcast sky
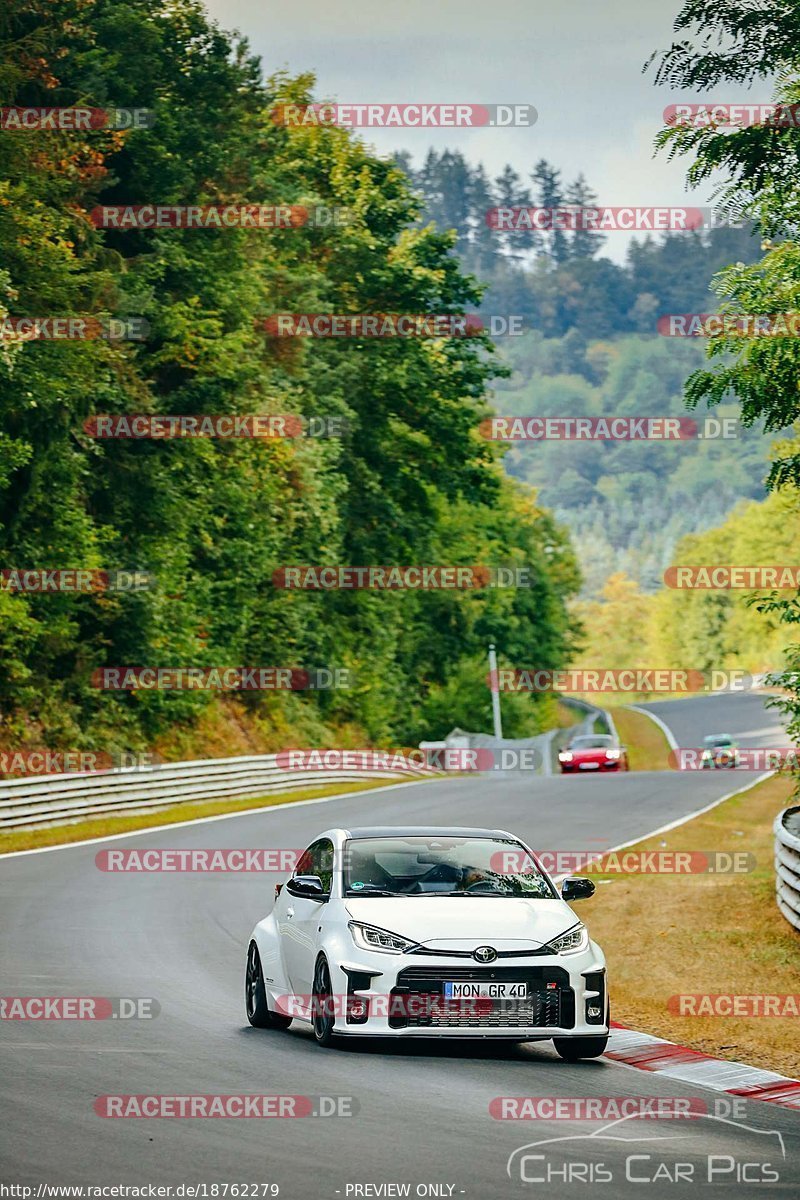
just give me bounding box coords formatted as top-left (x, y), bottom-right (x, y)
top-left (203, 0), bottom-right (760, 262)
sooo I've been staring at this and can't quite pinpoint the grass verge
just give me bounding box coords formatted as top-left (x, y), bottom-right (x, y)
top-left (608, 705), bottom-right (672, 772)
top-left (0, 778), bottom-right (406, 856)
top-left (580, 772), bottom-right (800, 1077)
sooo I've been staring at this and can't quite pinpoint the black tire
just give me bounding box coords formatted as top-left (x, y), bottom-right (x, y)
top-left (246, 941), bottom-right (292, 1030)
top-left (311, 955), bottom-right (342, 1048)
top-left (553, 1033), bottom-right (609, 1060)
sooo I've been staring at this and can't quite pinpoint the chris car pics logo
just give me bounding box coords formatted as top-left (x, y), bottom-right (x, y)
top-left (506, 1113), bottom-right (785, 1185)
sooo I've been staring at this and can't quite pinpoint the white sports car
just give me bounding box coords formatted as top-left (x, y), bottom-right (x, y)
top-left (245, 825), bottom-right (609, 1059)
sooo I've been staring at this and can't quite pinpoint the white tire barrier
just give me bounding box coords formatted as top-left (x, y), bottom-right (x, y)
top-left (0, 754), bottom-right (436, 831)
top-left (774, 805), bottom-right (800, 932)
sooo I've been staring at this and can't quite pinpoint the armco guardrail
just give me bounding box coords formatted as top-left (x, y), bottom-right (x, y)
top-left (0, 754), bottom-right (436, 831)
top-left (774, 805), bottom-right (800, 932)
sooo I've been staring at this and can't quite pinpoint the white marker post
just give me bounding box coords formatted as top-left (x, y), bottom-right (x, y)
top-left (488, 643), bottom-right (503, 740)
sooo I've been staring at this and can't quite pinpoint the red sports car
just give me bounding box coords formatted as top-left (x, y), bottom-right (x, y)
top-left (559, 734), bottom-right (629, 773)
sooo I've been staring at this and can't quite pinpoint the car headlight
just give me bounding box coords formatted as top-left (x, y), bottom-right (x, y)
top-left (547, 925), bottom-right (589, 955)
top-left (559, 751), bottom-right (573, 761)
top-left (606, 750), bottom-right (620, 760)
top-left (348, 922), bottom-right (416, 954)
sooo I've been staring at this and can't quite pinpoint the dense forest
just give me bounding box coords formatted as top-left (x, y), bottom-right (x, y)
top-left (394, 150), bottom-right (774, 594)
top-left (494, 335), bottom-right (773, 595)
top-left (395, 149), bottom-right (763, 337)
top-left (0, 0), bottom-right (580, 756)
top-left (574, 489), bottom-right (800, 689)
top-left (2, 0), bottom-right (799, 760)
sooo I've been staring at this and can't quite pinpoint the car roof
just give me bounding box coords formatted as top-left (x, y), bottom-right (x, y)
top-left (342, 826), bottom-right (515, 840)
top-left (704, 733), bottom-right (733, 741)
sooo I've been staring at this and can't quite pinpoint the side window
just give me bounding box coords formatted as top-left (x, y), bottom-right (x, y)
top-left (294, 838), bottom-right (334, 895)
top-left (312, 839), bottom-right (334, 895)
top-left (295, 846), bottom-right (315, 876)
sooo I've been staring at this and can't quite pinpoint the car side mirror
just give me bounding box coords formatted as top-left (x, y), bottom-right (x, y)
top-left (561, 876), bottom-right (595, 901)
top-left (286, 874), bottom-right (326, 899)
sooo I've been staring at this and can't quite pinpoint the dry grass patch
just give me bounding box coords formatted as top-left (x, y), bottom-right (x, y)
top-left (608, 705), bottom-right (672, 772)
top-left (580, 773), bottom-right (800, 1077)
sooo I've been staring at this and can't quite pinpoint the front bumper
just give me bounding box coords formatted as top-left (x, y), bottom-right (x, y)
top-left (560, 759), bottom-right (621, 772)
top-left (328, 946), bottom-right (607, 1039)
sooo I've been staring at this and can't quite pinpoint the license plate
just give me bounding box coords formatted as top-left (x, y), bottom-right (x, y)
top-left (443, 982), bottom-right (527, 999)
top-left (579, 762), bottom-right (599, 769)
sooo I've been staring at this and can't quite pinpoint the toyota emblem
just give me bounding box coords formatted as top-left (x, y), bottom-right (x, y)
top-left (473, 945), bottom-right (497, 963)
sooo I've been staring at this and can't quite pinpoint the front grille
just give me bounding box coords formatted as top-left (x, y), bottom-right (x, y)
top-left (390, 965), bottom-right (574, 1030)
top-left (409, 946), bottom-right (549, 959)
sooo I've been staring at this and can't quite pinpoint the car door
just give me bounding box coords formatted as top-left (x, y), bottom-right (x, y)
top-left (279, 837), bottom-right (334, 997)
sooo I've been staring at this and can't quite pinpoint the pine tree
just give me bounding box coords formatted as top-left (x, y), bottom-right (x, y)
top-left (531, 159), bottom-right (569, 266)
top-left (565, 173), bottom-right (605, 260)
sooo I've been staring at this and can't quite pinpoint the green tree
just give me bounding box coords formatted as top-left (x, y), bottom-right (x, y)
top-left (0, 0), bottom-right (582, 755)
top-left (531, 159), bottom-right (568, 266)
top-left (650, 0), bottom-right (800, 752)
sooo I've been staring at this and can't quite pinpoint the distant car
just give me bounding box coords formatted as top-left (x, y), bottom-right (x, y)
top-left (701, 734), bottom-right (739, 769)
top-left (558, 734), bottom-right (628, 774)
top-left (246, 825), bottom-right (609, 1058)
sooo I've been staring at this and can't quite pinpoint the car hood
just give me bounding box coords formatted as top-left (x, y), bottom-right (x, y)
top-left (343, 896), bottom-right (579, 949)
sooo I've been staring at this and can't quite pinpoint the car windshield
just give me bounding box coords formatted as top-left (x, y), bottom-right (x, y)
top-left (342, 836), bottom-right (557, 898)
top-left (704, 736), bottom-right (733, 747)
top-left (570, 736), bottom-right (613, 749)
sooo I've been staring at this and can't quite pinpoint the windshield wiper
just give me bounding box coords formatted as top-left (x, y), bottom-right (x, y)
top-left (344, 887), bottom-right (396, 896)
top-left (436, 890), bottom-right (503, 897)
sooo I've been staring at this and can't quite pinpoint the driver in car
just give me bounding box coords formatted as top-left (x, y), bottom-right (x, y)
top-left (459, 865), bottom-right (489, 889)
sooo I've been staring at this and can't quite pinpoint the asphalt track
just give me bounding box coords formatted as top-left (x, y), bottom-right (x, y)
top-left (1, 691), bottom-right (798, 1197)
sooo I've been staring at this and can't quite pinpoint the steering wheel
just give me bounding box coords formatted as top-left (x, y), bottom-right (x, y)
top-left (422, 862), bottom-right (462, 884)
top-left (465, 879), bottom-right (502, 893)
